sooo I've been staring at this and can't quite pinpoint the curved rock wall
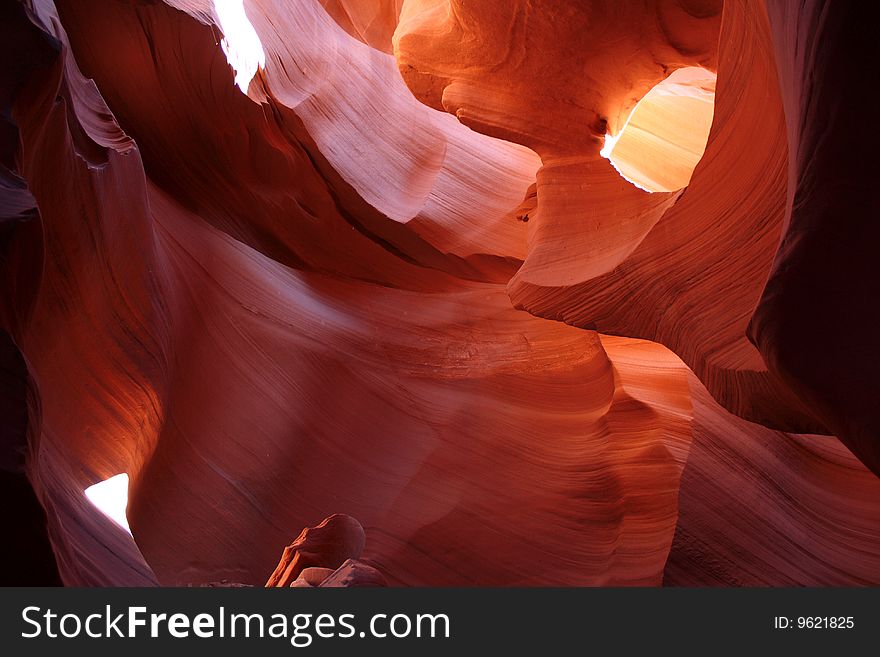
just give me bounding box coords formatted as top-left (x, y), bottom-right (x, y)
top-left (1, 0), bottom-right (877, 585)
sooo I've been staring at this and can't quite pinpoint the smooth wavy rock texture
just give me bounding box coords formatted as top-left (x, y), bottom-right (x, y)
top-left (267, 514), bottom-right (366, 587)
top-left (0, 0), bottom-right (877, 586)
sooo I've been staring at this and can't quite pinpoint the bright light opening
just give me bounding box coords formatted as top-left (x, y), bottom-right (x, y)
top-left (213, 0), bottom-right (266, 92)
top-left (600, 67), bottom-right (716, 193)
top-left (599, 131), bottom-right (620, 160)
top-left (84, 473), bottom-right (132, 535)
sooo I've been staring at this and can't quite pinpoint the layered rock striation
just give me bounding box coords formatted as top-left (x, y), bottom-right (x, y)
top-left (0, 0), bottom-right (877, 586)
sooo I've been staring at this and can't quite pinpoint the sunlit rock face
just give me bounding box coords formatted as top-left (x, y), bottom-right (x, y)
top-left (0, 0), bottom-right (878, 586)
top-left (601, 67), bottom-right (717, 193)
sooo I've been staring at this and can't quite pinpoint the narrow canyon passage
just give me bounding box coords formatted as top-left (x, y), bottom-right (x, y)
top-left (1, 0), bottom-right (878, 586)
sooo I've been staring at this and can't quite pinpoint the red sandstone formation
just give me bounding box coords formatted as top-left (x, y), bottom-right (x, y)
top-left (266, 514), bottom-right (366, 587)
top-left (0, 0), bottom-right (877, 587)
top-left (319, 560), bottom-right (387, 588)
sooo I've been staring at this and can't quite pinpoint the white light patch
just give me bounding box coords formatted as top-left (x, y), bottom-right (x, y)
top-left (84, 473), bottom-right (132, 535)
top-left (600, 126), bottom-right (655, 193)
top-left (598, 67), bottom-right (716, 193)
top-left (599, 108), bottom-right (653, 192)
top-left (213, 0), bottom-right (266, 92)
top-left (599, 132), bottom-right (621, 159)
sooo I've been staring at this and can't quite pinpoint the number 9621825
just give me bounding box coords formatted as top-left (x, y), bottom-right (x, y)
top-left (797, 617), bottom-right (854, 629)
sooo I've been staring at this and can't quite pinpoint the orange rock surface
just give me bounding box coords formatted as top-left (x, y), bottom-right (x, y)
top-left (0, 0), bottom-right (877, 586)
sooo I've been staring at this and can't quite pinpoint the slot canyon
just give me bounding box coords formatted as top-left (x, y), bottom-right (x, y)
top-left (1, 0), bottom-right (878, 586)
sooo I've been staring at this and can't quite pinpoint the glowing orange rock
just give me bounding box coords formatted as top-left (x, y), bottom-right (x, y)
top-left (266, 515), bottom-right (366, 587)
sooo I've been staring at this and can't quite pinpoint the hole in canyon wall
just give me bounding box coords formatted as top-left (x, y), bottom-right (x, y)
top-left (84, 473), bottom-right (132, 536)
top-left (213, 0), bottom-right (266, 92)
top-left (601, 67), bottom-right (716, 193)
